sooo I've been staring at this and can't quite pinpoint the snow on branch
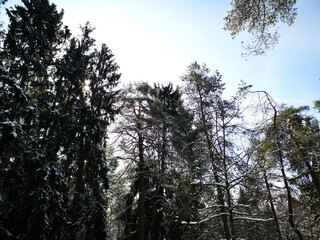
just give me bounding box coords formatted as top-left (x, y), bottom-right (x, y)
top-left (234, 217), bottom-right (275, 222)
top-left (181, 212), bottom-right (230, 225)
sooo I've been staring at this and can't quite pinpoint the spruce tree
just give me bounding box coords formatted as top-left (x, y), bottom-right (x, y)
top-left (1, 1), bottom-right (69, 239)
top-left (0, 1), bottom-right (120, 239)
top-left (54, 23), bottom-right (120, 239)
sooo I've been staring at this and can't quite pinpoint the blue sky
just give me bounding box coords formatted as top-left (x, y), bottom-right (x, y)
top-left (1, 0), bottom-right (320, 109)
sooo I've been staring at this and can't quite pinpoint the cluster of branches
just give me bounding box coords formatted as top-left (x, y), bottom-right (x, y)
top-left (224, 0), bottom-right (297, 56)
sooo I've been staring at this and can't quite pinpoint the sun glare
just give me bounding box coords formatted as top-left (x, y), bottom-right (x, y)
top-left (83, 80), bottom-right (91, 92)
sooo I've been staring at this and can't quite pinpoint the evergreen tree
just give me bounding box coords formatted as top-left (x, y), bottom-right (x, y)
top-left (275, 107), bottom-right (320, 234)
top-left (54, 23), bottom-right (120, 239)
top-left (0, 1), bottom-right (120, 239)
top-left (224, 0), bottom-right (297, 56)
top-left (116, 82), bottom-right (153, 240)
top-left (182, 62), bottom-right (264, 239)
top-left (116, 82), bottom-right (203, 240)
top-left (243, 89), bottom-right (310, 239)
top-left (1, 1), bottom-right (70, 239)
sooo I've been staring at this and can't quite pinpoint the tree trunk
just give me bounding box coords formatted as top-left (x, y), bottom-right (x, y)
top-left (160, 125), bottom-right (167, 196)
top-left (198, 88), bottom-right (231, 240)
top-left (137, 124), bottom-right (146, 240)
top-left (73, 135), bottom-right (86, 205)
top-left (221, 118), bottom-right (235, 240)
top-left (264, 171), bottom-right (282, 240)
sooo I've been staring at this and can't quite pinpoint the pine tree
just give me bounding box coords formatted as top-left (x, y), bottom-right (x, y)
top-left (182, 62), bottom-right (262, 239)
top-left (182, 62), bottom-right (232, 239)
top-left (275, 107), bottom-right (320, 235)
top-left (116, 82), bottom-right (203, 240)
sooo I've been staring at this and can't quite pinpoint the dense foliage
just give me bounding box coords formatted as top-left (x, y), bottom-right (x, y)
top-left (0, 1), bottom-right (319, 240)
top-left (0, 0), bottom-right (120, 239)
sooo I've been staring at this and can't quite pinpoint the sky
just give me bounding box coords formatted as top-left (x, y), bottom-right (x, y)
top-left (1, 0), bottom-right (320, 109)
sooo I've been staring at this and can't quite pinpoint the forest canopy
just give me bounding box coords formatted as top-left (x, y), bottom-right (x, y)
top-left (0, 1), bottom-right (319, 240)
